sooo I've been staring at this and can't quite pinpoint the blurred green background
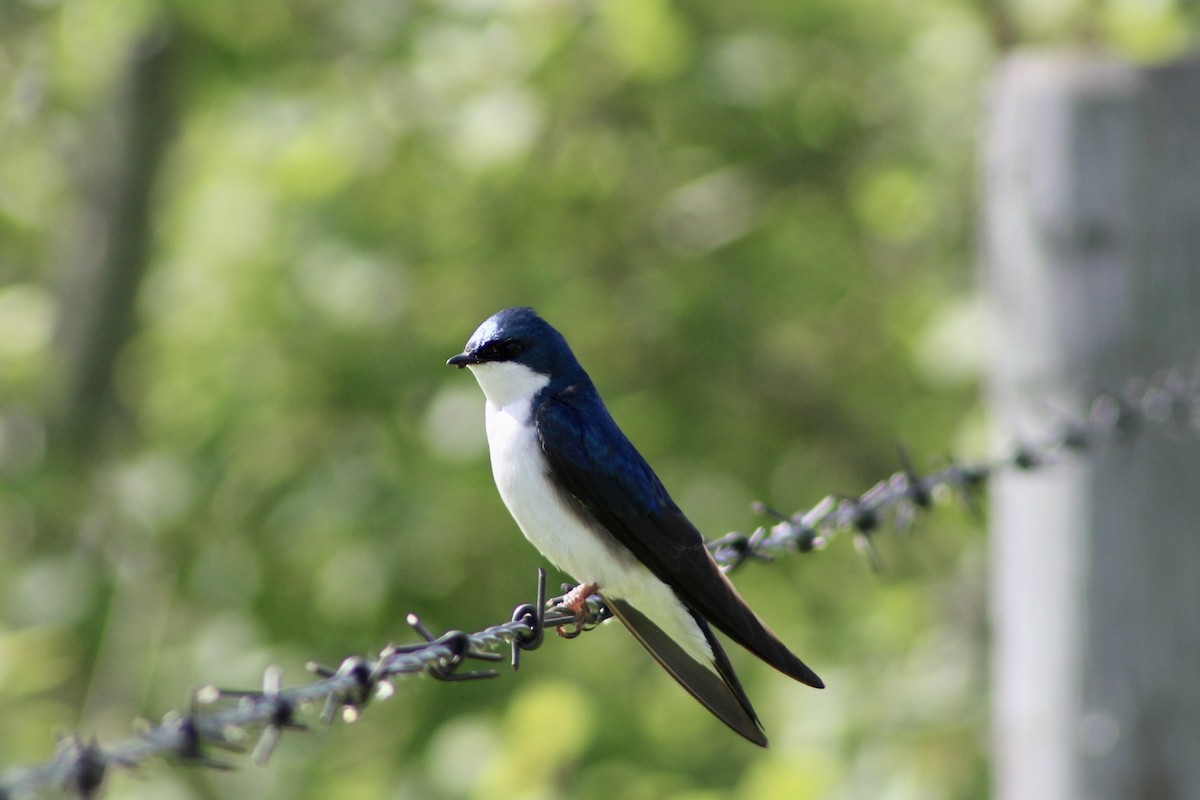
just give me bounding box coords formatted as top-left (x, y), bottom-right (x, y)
top-left (0, 0), bottom-right (1195, 798)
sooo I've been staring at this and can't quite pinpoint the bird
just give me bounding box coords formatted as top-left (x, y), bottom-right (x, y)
top-left (447, 307), bottom-right (823, 746)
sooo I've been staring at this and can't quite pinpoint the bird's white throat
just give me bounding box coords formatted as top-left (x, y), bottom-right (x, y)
top-left (465, 361), bottom-right (550, 410)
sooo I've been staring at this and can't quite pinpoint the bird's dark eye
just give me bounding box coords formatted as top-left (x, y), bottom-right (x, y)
top-left (483, 338), bottom-right (526, 361)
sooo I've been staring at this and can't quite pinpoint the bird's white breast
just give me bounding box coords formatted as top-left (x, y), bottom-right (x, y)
top-left (466, 361), bottom-right (713, 665)
top-left (482, 379), bottom-right (634, 589)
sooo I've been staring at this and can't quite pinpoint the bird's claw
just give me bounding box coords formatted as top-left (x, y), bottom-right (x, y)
top-left (553, 582), bottom-right (598, 639)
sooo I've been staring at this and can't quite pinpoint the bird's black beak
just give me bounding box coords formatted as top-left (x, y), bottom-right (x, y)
top-left (447, 352), bottom-right (482, 369)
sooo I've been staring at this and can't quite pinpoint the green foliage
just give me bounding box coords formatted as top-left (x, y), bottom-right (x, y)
top-left (0, 0), bottom-right (1194, 797)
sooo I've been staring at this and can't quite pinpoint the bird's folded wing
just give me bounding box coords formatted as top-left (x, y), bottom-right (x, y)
top-left (537, 391), bottom-right (824, 689)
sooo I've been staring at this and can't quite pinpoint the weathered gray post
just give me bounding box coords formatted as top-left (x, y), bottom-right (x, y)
top-left (984, 53), bottom-right (1200, 800)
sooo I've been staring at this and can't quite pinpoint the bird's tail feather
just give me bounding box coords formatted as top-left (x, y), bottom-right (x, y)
top-left (604, 596), bottom-right (768, 747)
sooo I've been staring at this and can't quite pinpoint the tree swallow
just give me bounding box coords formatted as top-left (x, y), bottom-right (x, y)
top-left (447, 307), bottom-right (823, 746)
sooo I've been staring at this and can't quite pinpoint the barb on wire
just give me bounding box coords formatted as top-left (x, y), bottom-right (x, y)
top-left (1, 367), bottom-right (1197, 798)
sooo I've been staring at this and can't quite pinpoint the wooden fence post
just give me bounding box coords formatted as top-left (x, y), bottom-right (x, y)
top-left (983, 53), bottom-right (1200, 800)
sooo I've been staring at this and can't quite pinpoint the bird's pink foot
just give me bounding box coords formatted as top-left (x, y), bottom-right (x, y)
top-left (555, 582), bottom-right (599, 639)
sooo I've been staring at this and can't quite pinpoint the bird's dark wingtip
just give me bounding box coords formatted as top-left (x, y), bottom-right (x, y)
top-left (781, 655), bottom-right (825, 689)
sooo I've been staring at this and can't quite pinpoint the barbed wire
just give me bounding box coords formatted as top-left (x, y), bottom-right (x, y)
top-left (2, 367), bottom-right (1197, 799)
top-left (710, 368), bottom-right (1200, 573)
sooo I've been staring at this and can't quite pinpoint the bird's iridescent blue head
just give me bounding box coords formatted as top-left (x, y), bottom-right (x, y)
top-left (447, 308), bottom-right (585, 404)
